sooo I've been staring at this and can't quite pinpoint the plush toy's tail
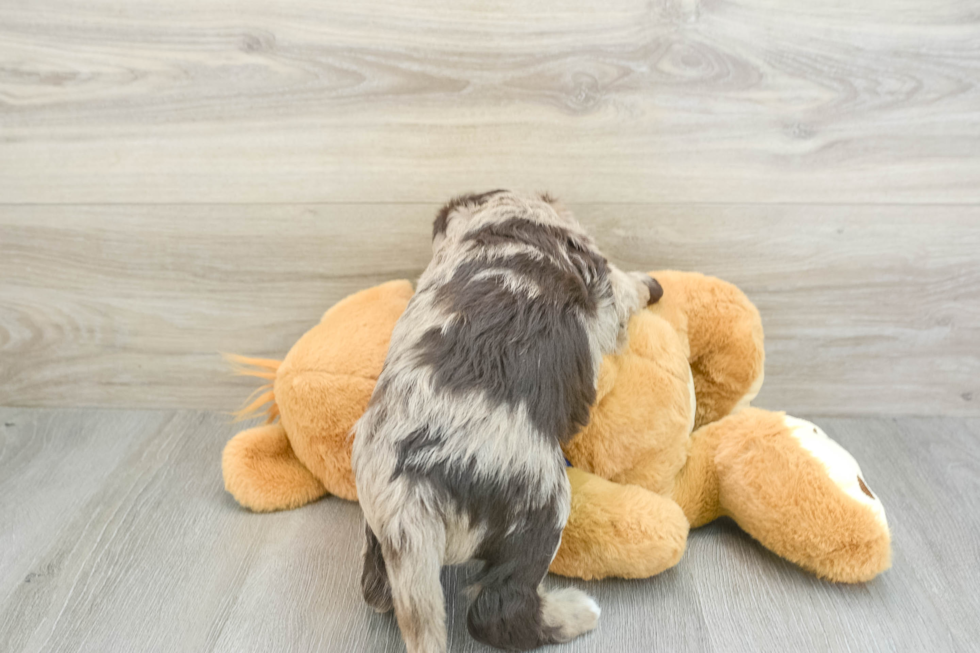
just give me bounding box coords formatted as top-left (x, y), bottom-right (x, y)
top-left (224, 354), bottom-right (282, 423)
top-left (221, 354), bottom-right (328, 512)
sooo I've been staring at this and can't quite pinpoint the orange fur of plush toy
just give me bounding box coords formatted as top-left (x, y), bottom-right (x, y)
top-left (222, 273), bottom-right (891, 583)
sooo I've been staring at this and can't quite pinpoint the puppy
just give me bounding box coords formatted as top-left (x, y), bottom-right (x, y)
top-left (352, 190), bottom-right (661, 653)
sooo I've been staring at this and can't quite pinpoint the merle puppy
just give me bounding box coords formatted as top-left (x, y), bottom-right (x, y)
top-left (352, 190), bottom-right (661, 653)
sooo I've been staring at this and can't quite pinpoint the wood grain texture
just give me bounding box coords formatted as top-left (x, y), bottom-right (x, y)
top-left (1, 0), bottom-right (979, 203)
top-left (2, 204), bottom-right (978, 415)
top-left (1, 408), bottom-right (978, 652)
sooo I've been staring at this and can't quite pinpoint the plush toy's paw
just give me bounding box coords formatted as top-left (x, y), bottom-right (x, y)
top-left (550, 468), bottom-right (689, 580)
top-left (782, 416), bottom-right (887, 529)
top-left (222, 423), bottom-right (328, 512)
top-left (714, 409), bottom-right (891, 583)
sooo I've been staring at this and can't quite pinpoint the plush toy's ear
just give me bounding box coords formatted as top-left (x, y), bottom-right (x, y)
top-left (647, 271), bottom-right (765, 429)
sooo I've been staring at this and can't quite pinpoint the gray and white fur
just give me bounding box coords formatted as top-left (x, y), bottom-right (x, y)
top-left (352, 190), bottom-right (661, 653)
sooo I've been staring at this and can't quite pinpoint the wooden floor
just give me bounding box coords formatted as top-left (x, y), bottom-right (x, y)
top-left (0, 407), bottom-right (977, 653)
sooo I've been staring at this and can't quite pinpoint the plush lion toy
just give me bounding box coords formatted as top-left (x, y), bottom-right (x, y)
top-left (222, 271), bottom-right (891, 583)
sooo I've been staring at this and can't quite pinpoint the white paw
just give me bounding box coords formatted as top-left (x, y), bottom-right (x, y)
top-left (542, 587), bottom-right (600, 642)
top-left (784, 416), bottom-right (888, 528)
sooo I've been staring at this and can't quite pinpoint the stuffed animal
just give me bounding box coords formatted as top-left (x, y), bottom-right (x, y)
top-left (222, 271), bottom-right (891, 583)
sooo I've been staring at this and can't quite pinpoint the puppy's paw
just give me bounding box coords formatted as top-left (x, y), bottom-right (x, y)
top-left (540, 587), bottom-right (600, 643)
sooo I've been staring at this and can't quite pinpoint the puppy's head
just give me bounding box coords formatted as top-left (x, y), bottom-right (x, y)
top-left (432, 190), bottom-right (577, 253)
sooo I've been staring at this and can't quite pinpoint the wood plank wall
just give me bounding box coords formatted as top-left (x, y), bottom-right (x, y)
top-left (1, 0), bottom-right (978, 415)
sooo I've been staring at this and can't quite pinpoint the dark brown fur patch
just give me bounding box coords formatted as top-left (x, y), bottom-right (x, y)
top-left (432, 190), bottom-right (507, 239)
top-left (645, 276), bottom-right (663, 305)
top-left (417, 249), bottom-right (601, 442)
top-left (462, 217), bottom-right (606, 286)
top-left (362, 524), bottom-right (393, 613)
top-left (857, 476), bottom-right (875, 500)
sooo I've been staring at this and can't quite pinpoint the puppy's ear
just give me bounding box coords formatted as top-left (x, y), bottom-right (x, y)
top-left (645, 276), bottom-right (663, 305)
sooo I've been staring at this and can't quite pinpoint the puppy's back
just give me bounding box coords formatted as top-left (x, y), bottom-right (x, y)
top-left (354, 192), bottom-right (625, 653)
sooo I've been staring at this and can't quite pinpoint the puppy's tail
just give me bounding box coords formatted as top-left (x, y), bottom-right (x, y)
top-left (382, 516), bottom-right (448, 653)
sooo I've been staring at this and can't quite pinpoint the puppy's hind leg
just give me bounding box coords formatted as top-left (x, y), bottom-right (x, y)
top-left (382, 514), bottom-right (448, 653)
top-left (361, 523), bottom-right (392, 613)
top-left (467, 525), bottom-right (600, 651)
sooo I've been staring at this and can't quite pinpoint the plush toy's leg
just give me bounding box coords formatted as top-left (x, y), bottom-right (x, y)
top-left (648, 271), bottom-right (766, 428)
top-left (677, 408), bottom-right (892, 583)
top-left (670, 416), bottom-right (729, 528)
top-left (550, 468), bottom-right (689, 580)
top-left (222, 423), bottom-right (328, 512)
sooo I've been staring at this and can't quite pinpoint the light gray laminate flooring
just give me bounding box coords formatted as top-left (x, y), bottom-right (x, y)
top-left (1, 408), bottom-right (977, 652)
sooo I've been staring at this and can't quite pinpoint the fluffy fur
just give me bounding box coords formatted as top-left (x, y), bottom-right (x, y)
top-left (351, 191), bottom-right (655, 653)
